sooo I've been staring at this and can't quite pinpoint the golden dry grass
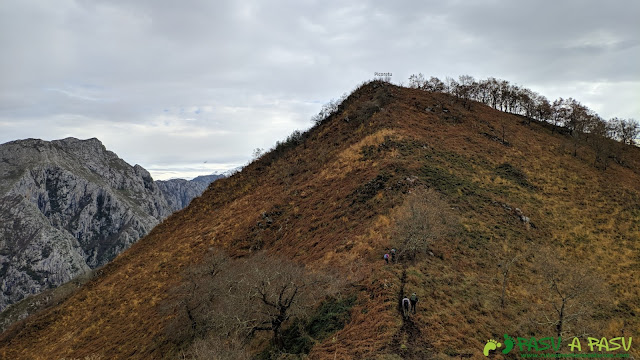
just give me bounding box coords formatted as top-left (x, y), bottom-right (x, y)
top-left (1, 82), bottom-right (638, 359)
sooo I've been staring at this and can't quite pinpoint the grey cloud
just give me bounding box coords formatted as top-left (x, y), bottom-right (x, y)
top-left (1, 0), bottom-right (638, 179)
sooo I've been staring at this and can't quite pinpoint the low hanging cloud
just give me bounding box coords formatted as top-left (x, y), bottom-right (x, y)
top-left (1, 0), bottom-right (638, 179)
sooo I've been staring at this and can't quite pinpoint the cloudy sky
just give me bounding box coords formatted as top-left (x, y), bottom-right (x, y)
top-left (1, 0), bottom-right (638, 180)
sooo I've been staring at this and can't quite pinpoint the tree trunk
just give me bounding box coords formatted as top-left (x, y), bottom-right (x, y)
top-left (557, 300), bottom-right (565, 338)
top-left (273, 327), bottom-right (283, 349)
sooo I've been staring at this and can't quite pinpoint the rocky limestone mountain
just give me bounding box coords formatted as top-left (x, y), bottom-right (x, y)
top-left (157, 174), bottom-right (224, 212)
top-left (0, 138), bottom-right (219, 312)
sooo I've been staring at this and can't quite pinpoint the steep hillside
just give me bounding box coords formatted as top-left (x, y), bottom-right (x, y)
top-left (0, 138), bottom-right (219, 314)
top-left (1, 82), bottom-right (638, 359)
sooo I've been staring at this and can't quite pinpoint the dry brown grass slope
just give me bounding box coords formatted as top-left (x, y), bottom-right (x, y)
top-left (1, 81), bottom-right (638, 359)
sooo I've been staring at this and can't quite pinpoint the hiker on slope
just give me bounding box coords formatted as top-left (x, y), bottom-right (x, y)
top-left (402, 297), bottom-right (411, 318)
top-left (410, 292), bottom-right (419, 314)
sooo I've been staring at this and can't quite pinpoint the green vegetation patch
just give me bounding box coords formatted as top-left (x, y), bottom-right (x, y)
top-left (494, 163), bottom-right (534, 189)
top-left (259, 296), bottom-right (356, 359)
top-left (306, 296), bottom-right (356, 339)
top-left (349, 173), bottom-right (390, 204)
top-left (420, 163), bottom-right (478, 198)
top-left (361, 137), bottom-right (427, 161)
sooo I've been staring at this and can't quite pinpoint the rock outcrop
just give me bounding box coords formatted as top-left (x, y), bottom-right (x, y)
top-left (157, 174), bottom-right (224, 212)
top-left (0, 138), bottom-right (219, 312)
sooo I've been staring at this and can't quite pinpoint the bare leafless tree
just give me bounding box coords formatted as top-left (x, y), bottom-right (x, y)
top-left (162, 252), bottom-right (229, 345)
top-left (444, 76), bottom-right (459, 97)
top-left (612, 118), bottom-right (639, 145)
top-left (424, 76), bottom-right (445, 92)
top-left (587, 116), bottom-right (616, 169)
top-left (393, 187), bottom-right (458, 261)
top-left (457, 74), bottom-right (476, 109)
top-left (213, 252), bottom-right (329, 348)
top-left (160, 250), bottom-right (337, 357)
top-left (533, 252), bottom-right (607, 339)
top-left (535, 96), bottom-right (552, 123)
top-left (408, 73), bottom-right (427, 89)
top-left (182, 336), bottom-right (251, 360)
top-left (311, 93), bottom-right (347, 125)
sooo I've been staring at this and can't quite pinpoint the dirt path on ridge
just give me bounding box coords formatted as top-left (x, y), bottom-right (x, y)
top-left (390, 267), bottom-right (433, 359)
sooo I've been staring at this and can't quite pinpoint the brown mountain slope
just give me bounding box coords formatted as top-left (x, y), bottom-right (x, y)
top-left (1, 81), bottom-right (639, 359)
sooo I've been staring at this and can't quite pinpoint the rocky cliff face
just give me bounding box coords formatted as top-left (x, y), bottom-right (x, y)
top-left (157, 174), bottom-right (224, 212)
top-left (0, 138), bottom-right (219, 312)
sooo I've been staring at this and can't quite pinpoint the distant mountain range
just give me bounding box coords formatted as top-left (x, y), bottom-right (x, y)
top-left (157, 174), bottom-right (224, 212)
top-left (0, 137), bottom-right (221, 312)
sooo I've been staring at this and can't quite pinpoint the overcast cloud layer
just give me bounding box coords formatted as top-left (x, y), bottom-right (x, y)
top-left (1, 0), bottom-right (638, 179)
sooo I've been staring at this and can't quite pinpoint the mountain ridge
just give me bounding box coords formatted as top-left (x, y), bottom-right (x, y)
top-left (156, 174), bottom-right (225, 212)
top-left (1, 81), bottom-right (638, 359)
top-left (0, 137), bottom-right (221, 314)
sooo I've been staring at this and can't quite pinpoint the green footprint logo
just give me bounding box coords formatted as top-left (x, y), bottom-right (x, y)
top-left (502, 334), bottom-right (515, 354)
top-left (483, 339), bottom-right (502, 356)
